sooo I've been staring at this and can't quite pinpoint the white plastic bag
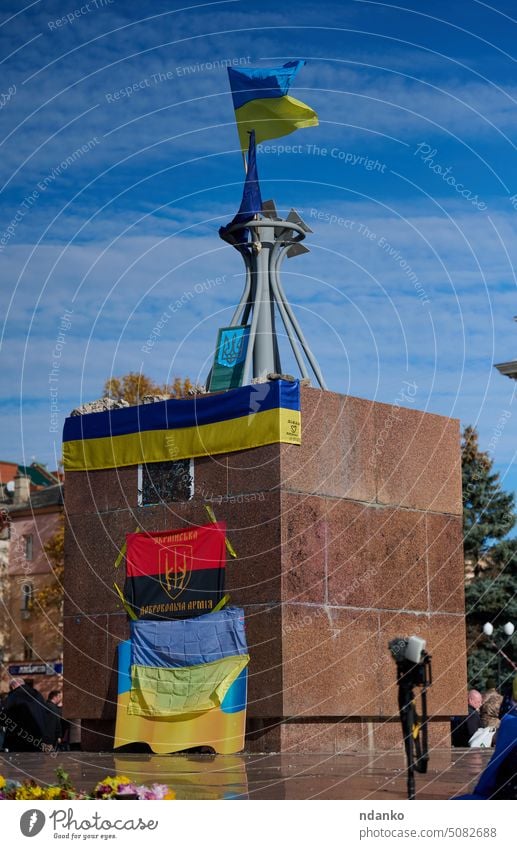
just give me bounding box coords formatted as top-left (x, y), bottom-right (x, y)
top-left (468, 727), bottom-right (496, 748)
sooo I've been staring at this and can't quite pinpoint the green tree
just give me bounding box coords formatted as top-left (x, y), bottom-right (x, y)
top-left (462, 425), bottom-right (515, 579)
top-left (462, 425), bottom-right (517, 688)
top-left (465, 573), bottom-right (517, 689)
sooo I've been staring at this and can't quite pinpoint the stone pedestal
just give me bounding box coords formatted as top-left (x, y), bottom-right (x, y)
top-left (63, 387), bottom-right (466, 752)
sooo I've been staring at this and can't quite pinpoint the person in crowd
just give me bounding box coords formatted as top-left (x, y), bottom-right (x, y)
top-left (42, 689), bottom-right (62, 750)
top-left (480, 678), bottom-right (503, 730)
top-left (3, 677), bottom-right (47, 752)
top-left (451, 689), bottom-right (483, 746)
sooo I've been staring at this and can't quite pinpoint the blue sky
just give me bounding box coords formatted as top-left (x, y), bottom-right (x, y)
top-left (1, 0), bottom-right (517, 495)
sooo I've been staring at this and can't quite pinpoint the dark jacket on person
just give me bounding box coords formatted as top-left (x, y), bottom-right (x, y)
top-left (3, 685), bottom-right (46, 752)
top-left (452, 706), bottom-right (482, 747)
top-left (42, 700), bottom-right (62, 747)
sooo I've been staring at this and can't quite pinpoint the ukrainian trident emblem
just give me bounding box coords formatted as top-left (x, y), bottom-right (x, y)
top-left (158, 545), bottom-right (193, 600)
top-left (217, 327), bottom-right (248, 368)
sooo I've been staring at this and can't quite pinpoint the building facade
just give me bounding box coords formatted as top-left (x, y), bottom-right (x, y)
top-left (0, 469), bottom-right (63, 697)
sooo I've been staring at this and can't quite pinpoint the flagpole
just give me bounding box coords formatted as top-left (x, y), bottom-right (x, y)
top-left (215, 63), bottom-right (324, 386)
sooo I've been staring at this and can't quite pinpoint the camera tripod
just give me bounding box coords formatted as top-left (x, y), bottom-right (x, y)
top-left (395, 651), bottom-right (432, 800)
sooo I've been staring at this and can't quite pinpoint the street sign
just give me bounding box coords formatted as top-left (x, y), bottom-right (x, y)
top-left (7, 662), bottom-right (63, 676)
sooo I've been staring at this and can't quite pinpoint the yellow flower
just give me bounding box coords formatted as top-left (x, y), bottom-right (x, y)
top-left (164, 791), bottom-right (176, 800)
top-left (15, 787), bottom-right (29, 800)
top-left (107, 775), bottom-right (131, 788)
top-left (16, 784), bottom-right (45, 800)
top-left (94, 775), bottom-right (132, 797)
top-left (44, 787), bottom-right (62, 799)
top-left (0, 776), bottom-right (6, 790)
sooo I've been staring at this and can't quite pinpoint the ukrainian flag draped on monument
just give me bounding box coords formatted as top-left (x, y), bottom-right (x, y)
top-left (62, 379), bottom-right (301, 471)
top-left (127, 609), bottom-right (249, 717)
top-left (228, 61), bottom-right (318, 151)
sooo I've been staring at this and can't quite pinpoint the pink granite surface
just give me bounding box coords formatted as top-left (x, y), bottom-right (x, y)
top-left (63, 387), bottom-right (466, 751)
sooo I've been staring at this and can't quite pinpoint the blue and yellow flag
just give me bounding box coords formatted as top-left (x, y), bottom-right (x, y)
top-left (127, 609), bottom-right (249, 718)
top-left (228, 61), bottom-right (318, 151)
top-left (114, 640), bottom-right (248, 755)
top-left (62, 379), bottom-right (301, 472)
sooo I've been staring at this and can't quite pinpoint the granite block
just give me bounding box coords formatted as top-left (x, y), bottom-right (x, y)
top-left (80, 720), bottom-right (115, 752)
top-left (280, 721), bottom-right (337, 753)
top-left (63, 614), bottom-right (109, 719)
top-left (340, 395), bottom-right (378, 503)
top-left (103, 614), bottom-right (130, 721)
top-left (325, 500), bottom-right (429, 611)
top-left (159, 500), bottom-right (210, 530)
top-left (106, 612), bottom-right (130, 649)
top-left (281, 493), bottom-right (327, 604)
top-left (281, 389), bottom-right (377, 502)
top-left (371, 720), bottom-right (406, 751)
top-left (64, 508), bottom-right (167, 617)
top-left (245, 604), bottom-right (284, 717)
top-left (335, 720), bottom-right (372, 752)
top-left (427, 721), bottom-right (453, 749)
top-left (227, 444), bottom-right (281, 496)
top-left (281, 389), bottom-right (344, 497)
top-left (426, 514), bottom-right (465, 614)
top-left (282, 605), bottom-right (382, 716)
top-left (372, 719), bottom-right (451, 751)
top-left (65, 467), bottom-right (138, 515)
top-left (374, 404), bottom-right (462, 514)
top-left (227, 495), bottom-right (282, 606)
top-left (245, 718), bottom-right (282, 753)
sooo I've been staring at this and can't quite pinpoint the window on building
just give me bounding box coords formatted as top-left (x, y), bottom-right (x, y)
top-left (0, 509), bottom-right (10, 540)
top-left (21, 582), bottom-right (33, 611)
top-left (138, 460), bottom-right (194, 507)
top-left (23, 633), bottom-right (34, 661)
top-left (24, 534), bottom-right (33, 560)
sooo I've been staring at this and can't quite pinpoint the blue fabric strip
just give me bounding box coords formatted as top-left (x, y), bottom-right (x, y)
top-left (129, 607), bottom-right (248, 669)
top-left (117, 640), bottom-right (132, 695)
top-left (220, 667), bottom-right (247, 714)
top-left (63, 379), bottom-right (299, 443)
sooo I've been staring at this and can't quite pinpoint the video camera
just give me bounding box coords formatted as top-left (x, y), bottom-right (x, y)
top-left (389, 636), bottom-right (431, 685)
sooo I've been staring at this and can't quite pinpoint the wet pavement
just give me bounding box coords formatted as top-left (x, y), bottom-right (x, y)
top-left (0, 748), bottom-right (491, 799)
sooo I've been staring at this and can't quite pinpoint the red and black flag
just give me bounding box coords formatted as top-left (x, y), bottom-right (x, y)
top-left (124, 523), bottom-right (226, 620)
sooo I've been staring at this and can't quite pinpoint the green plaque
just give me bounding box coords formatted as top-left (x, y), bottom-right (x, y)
top-left (209, 325), bottom-right (250, 392)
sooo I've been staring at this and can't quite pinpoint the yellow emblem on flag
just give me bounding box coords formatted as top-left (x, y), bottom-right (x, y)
top-left (159, 545), bottom-right (193, 600)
